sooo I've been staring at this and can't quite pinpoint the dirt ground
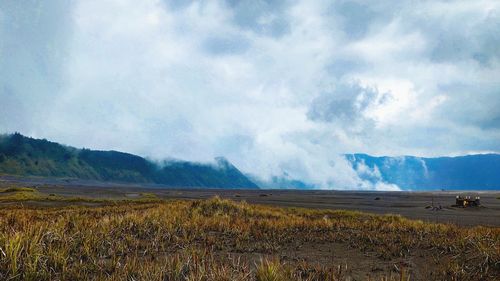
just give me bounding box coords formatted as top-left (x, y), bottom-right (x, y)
top-left (1, 175), bottom-right (499, 227)
top-left (1, 176), bottom-right (499, 280)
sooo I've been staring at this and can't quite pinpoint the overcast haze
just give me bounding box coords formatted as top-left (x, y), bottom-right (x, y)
top-left (1, 0), bottom-right (499, 190)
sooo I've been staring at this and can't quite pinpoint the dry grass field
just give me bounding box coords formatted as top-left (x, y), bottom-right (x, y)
top-left (0, 187), bottom-right (498, 280)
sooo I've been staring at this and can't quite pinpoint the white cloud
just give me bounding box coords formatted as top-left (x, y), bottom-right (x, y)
top-left (1, 0), bottom-right (499, 190)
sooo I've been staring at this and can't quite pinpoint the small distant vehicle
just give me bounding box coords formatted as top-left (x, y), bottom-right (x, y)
top-left (454, 195), bottom-right (481, 207)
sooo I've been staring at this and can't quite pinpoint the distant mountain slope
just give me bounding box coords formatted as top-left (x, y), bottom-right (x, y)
top-left (0, 133), bottom-right (258, 189)
top-left (249, 174), bottom-right (317, 189)
top-left (346, 153), bottom-right (500, 190)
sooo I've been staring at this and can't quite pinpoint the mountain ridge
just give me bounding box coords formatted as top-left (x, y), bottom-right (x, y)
top-left (346, 153), bottom-right (500, 190)
top-left (1, 133), bottom-right (499, 190)
top-left (0, 133), bottom-right (258, 189)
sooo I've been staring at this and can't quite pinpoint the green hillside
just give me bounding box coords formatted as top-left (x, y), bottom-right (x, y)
top-left (0, 133), bottom-right (258, 189)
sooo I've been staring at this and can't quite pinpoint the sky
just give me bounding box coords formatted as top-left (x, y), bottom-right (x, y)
top-left (0, 0), bottom-right (499, 190)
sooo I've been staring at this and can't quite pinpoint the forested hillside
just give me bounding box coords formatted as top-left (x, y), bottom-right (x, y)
top-left (0, 133), bottom-right (258, 188)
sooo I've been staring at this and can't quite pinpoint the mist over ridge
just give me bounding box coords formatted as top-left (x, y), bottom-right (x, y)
top-left (1, 133), bottom-right (499, 191)
top-left (1, 1), bottom-right (499, 190)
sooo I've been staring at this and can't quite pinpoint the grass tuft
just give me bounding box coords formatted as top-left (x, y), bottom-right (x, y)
top-left (256, 260), bottom-right (285, 281)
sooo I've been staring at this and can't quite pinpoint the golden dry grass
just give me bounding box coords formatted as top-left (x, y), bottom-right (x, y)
top-left (0, 195), bottom-right (498, 280)
top-left (0, 187), bottom-right (160, 204)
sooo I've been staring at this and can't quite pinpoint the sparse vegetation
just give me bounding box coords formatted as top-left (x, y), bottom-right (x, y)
top-left (0, 187), bottom-right (37, 193)
top-left (0, 195), bottom-right (497, 280)
top-left (0, 187), bottom-right (161, 204)
top-left (139, 192), bottom-right (158, 199)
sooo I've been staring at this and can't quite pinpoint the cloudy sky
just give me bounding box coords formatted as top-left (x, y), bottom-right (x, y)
top-left (1, 0), bottom-right (499, 189)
